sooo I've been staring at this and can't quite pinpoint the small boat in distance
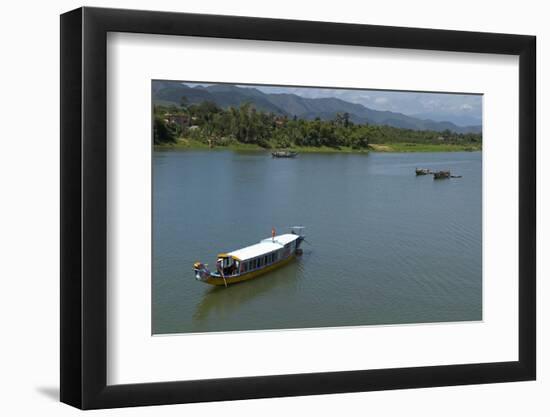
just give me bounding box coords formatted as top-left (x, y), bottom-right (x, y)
top-left (193, 227), bottom-right (305, 287)
top-left (272, 150), bottom-right (298, 158)
top-left (415, 168), bottom-right (432, 175)
top-left (433, 170), bottom-right (451, 179)
top-left (416, 168), bottom-right (462, 179)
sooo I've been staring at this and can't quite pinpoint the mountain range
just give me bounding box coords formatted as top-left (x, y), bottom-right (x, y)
top-left (152, 82), bottom-right (481, 134)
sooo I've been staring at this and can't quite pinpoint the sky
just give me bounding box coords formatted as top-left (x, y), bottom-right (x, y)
top-left (184, 82), bottom-right (482, 127)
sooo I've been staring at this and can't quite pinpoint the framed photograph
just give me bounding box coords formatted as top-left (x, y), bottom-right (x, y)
top-left (60, 7), bottom-right (536, 409)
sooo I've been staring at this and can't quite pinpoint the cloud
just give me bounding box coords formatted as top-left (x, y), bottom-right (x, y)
top-left (460, 103), bottom-right (473, 111)
top-left (374, 97), bottom-right (389, 104)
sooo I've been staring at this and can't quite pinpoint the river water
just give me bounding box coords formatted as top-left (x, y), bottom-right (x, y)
top-left (153, 150), bottom-right (482, 334)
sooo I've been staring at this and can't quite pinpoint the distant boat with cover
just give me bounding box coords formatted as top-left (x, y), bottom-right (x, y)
top-left (272, 150), bottom-right (298, 158)
top-left (193, 227), bottom-right (305, 286)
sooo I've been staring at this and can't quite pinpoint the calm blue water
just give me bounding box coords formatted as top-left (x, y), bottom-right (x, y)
top-left (153, 150), bottom-right (482, 334)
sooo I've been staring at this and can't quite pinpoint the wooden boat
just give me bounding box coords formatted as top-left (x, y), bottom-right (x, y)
top-left (272, 150), bottom-right (298, 158)
top-left (433, 170), bottom-right (451, 179)
top-left (415, 168), bottom-right (432, 175)
top-left (193, 227), bottom-right (305, 286)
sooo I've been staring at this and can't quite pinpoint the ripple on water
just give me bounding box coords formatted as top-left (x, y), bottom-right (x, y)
top-left (153, 151), bottom-right (482, 334)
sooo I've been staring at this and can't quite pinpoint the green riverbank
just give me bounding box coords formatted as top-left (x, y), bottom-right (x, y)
top-left (154, 138), bottom-right (480, 153)
top-left (368, 143), bottom-right (481, 152)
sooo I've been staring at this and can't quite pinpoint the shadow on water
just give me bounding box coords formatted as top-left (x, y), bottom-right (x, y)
top-left (192, 258), bottom-right (302, 324)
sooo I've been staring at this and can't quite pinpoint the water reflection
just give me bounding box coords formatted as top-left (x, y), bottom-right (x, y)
top-left (192, 258), bottom-right (303, 326)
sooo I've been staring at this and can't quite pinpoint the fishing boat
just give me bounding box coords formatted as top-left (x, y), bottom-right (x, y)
top-left (415, 168), bottom-right (432, 175)
top-left (272, 150), bottom-right (298, 158)
top-left (193, 227), bottom-right (305, 287)
top-left (433, 170), bottom-right (451, 179)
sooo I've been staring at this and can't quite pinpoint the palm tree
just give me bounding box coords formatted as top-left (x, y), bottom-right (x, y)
top-left (180, 96), bottom-right (190, 129)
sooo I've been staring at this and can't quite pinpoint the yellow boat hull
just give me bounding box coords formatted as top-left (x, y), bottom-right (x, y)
top-left (204, 254), bottom-right (296, 286)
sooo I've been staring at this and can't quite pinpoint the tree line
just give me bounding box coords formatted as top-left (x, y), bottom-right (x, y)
top-left (153, 97), bottom-right (482, 149)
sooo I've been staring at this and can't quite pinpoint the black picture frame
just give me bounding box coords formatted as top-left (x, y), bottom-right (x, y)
top-left (60, 6), bottom-right (536, 410)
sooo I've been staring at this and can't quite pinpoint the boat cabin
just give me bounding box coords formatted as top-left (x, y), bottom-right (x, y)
top-left (215, 234), bottom-right (301, 277)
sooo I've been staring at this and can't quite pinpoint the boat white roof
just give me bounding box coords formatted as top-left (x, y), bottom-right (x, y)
top-left (227, 234), bottom-right (300, 261)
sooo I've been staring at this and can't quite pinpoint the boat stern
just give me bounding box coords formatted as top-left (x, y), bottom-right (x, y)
top-left (290, 226), bottom-right (306, 253)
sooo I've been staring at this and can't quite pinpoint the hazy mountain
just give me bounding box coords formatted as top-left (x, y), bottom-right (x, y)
top-left (410, 112), bottom-right (482, 129)
top-left (153, 82), bottom-right (481, 134)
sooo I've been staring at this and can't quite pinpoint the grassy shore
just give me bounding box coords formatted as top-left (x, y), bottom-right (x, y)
top-left (154, 138), bottom-right (369, 153)
top-left (154, 138), bottom-right (480, 153)
top-left (368, 143), bottom-right (481, 152)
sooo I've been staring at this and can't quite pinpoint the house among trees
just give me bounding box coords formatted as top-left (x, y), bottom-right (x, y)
top-left (164, 113), bottom-right (189, 131)
top-left (274, 116), bottom-right (287, 127)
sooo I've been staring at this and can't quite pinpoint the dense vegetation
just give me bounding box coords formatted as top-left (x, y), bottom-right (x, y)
top-left (153, 98), bottom-right (482, 151)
